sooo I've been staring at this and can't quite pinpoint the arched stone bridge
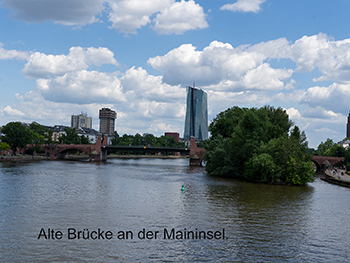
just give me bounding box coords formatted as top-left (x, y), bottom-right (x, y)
top-left (42, 134), bottom-right (108, 161)
top-left (311, 156), bottom-right (345, 171)
top-left (42, 135), bottom-right (206, 166)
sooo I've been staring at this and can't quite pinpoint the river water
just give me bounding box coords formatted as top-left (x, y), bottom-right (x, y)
top-left (0, 158), bottom-right (350, 262)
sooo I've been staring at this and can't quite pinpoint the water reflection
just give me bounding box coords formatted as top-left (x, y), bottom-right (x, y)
top-left (0, 159), bottom-right (350, 262)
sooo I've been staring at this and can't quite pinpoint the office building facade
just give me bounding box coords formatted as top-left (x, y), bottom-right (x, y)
top-left (184, 86), bottom-right (208, 141)
top-left (99, 108), bottom-right (117, 135)
top-left (71, 112), bottom-right (92, 129)
top-left (347, 111), bottom-right (350, 138)
top-left (165, 132), bottom-right (180, 142)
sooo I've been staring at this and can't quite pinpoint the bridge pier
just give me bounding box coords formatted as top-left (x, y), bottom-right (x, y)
top-left (189, 137), bottom-right (206, 166)
top-left (89, 134), bottom-right (108, 162)
top-left (100, 147), bottom-right (107, 161)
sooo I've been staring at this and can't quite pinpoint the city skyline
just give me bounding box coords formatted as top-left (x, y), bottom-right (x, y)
top-left (2, 1), bottom-right (350, 148)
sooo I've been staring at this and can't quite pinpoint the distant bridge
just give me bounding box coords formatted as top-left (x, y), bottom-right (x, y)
top-left (104, 145), bottom-right (190, 154)
top-left (311, 156), bottom-right (344, 171)
top-left (42, 136), bottom-right (205, 166)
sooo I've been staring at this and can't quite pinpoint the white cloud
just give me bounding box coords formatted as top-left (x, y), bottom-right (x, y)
top-left (285, 107), bottom-right (302, 120)
top-left (284, 107), bottom-right (346, 148)
top-left (2, 0), bottom-right (209, 34)
top-left (246, 38), bottom-right (291, 59)
top-left (303, 106), bottom-right (341, 120)
top-left (2, 0), bottom-right (105, 25)
top-left (107, 0), bottom-right (173, 34)
top-left (0, 105), bottom-right (25, 117)
top-left (284, 79), bottom-right (297, 90)
top-left (23, 46), bottom-right (119, 79)
top-left (290, 33), bottom-right (331, 73)
top-left (220, 0), bottom-right (266, 13)
top-left (242, 63), bottom-right (293, 90)
top-left (12, 90), bottom-right (116, 127)
top-left (35, 70), bottom-right (125, 104)
top-left (287, 33), bottom-right (350, 84)
top-left (207, 90), bottom-right (271, 117)
top-left (0, 43), bottom-right (30, 60)
top-left (136, 101), bottom-right (185, 119)
top-left (153, 0), bottom-right (208, 35)
top-left (298, 83), bottom-right (350, 114)
top-left (120, 66), bottom-right (184, 102)
top-left (107, 0), bottom-right (208, 35)
top-left (148, 40), bottom-right (292, 90)
top-left (148, 121), bottom-right (179, 133)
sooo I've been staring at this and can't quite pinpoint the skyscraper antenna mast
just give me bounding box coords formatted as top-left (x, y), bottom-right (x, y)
top-left (193, 81), bottom-right (195, 89)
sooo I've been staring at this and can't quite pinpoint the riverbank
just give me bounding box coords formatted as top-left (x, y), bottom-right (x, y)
top-left (107, 154), bottom-right (187, 159)
top-left (0, 154), bottom-right (188, 162)
top-left (322, 168), bottom-right (350, 188)
top-left (0, 155), bottom-right (51, 162)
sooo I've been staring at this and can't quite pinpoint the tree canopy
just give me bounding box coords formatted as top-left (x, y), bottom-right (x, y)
top-left (0, 142), bottom-right (10, 151)
top-left (58, 127), bottom-right (90, 144)
top-left (204, 105), bottom-right (315, 185)
top-left (1, 122), bottom-right (32, 154)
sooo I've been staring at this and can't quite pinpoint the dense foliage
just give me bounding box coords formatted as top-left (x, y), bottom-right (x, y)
top-left (1, 122), bottom-right (33, 153)
top-left (312, 138), bottom-right (343, 157)
top-left (204, 106), bottom-right (315, 185)
top-left (111, 133), bottom-right (185, 148)
top-left (58, 127), bottom-right (90, 144)
top-left (0, 142), bottom-right (10, 151)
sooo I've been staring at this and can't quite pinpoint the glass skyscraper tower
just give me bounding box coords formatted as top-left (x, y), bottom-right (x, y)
top-left (184, 86), bottom-right (208, 141)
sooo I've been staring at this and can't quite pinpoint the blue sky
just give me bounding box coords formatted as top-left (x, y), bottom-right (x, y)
top-left (1, 0), bottom-right (350, 148)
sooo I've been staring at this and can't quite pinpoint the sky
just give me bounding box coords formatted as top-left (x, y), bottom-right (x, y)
top-left (1, 0), bottom-right (350, 148)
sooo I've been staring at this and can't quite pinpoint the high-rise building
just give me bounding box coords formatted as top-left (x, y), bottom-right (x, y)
top-left (184, 86), bottom-right (208, 141)
top-left (99, 108), bottom-right (117, 135)
top-left (347, 111), bottom-right (350, 138)
top-left (71, 112), bottom-right (92, 129)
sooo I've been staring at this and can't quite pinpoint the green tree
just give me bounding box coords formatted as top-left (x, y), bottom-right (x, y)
top-left (117, 134), bottom-right (133, 146)
top-left (29, 121), bottom-right (54, 145)
top-left (315, 138), bottom-right (335, 156)
top-left (204, 106), bottom-right (314, 185)
top-left (204, 135), bottom-right (237, 177)
top-left (80, 135), bottom-right (90, 144)
top-left (59, 127), bottom-right (80, 144)
top-left (209, 106), bottom-right (246, 138)
top-left (1, 122), bottom-right (32, 154)
top-left (28, 130), bottom-right (45, 153)
top-left (29, 121), bottom-right (46, 136)
top-left (324, 144), bottom-right (344, 157)
top-left (132, 133), bottom-right (143, 146)
top-left (45, 129), bottom-right (53, 144)
top-left (144, 134), bottom-right (156, 146)
top-left (0, 142), bottom-right (10, 151)
top-left (343, 147), bottom-right (350, 170)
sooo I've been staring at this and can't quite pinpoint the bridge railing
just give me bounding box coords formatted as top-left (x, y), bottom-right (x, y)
top-left (104, 145), bottom-right (189, 153)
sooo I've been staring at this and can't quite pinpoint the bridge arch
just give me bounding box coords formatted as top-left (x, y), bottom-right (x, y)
top-left (56, 146), bottom-right (92, 159)
top-left (311, 156), bottom-right (345, 171)
top-left (311, 159), bottom-right (321, 171)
